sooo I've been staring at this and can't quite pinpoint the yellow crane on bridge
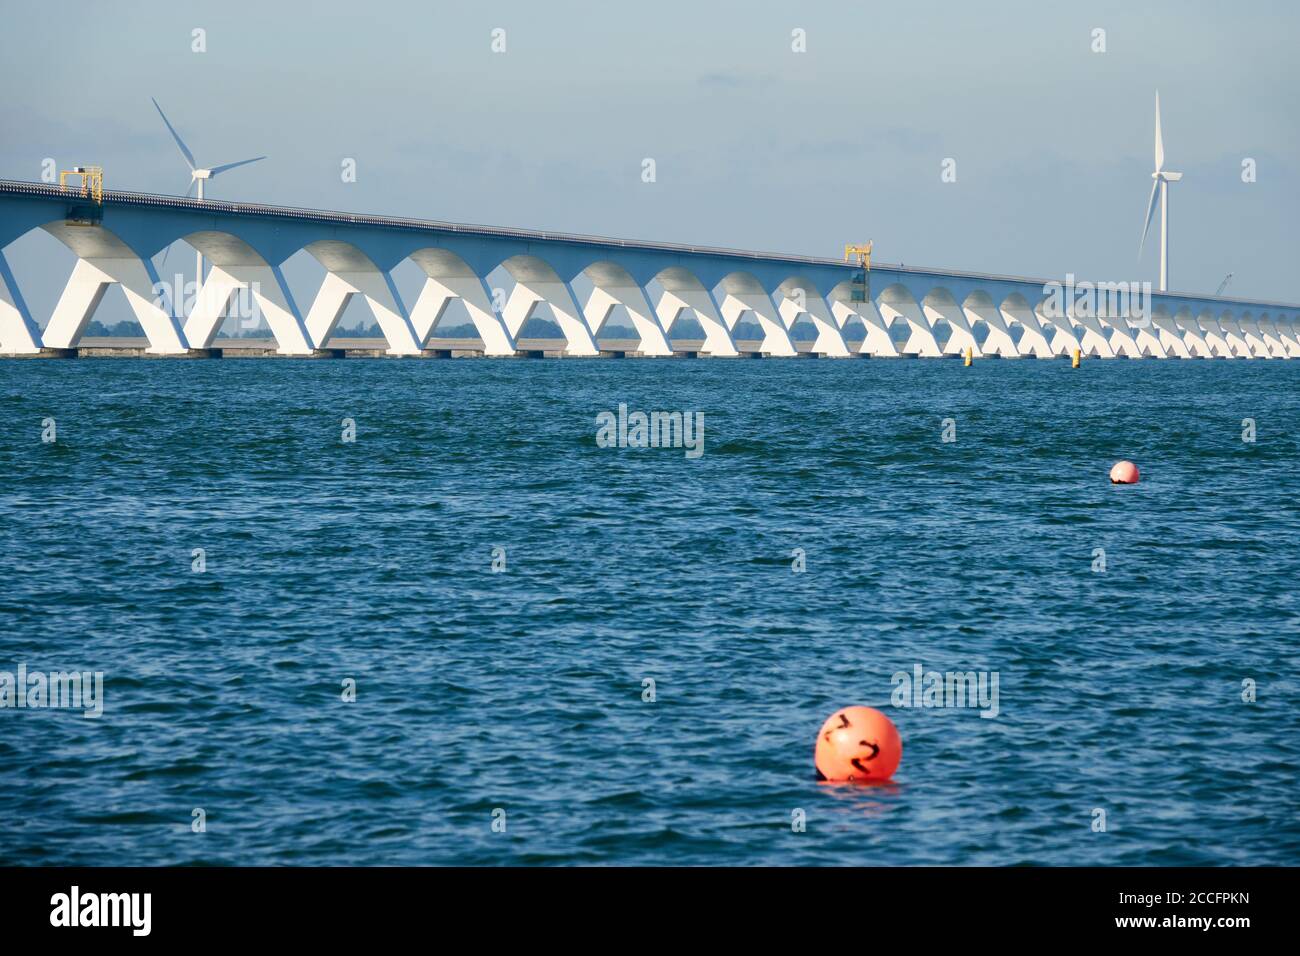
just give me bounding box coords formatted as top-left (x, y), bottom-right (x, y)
top-left (59, 165), bottom-right (105, 226)
top-left (844, 241), bottom-right (872, 303)
top-left (59, 165), bottom-right (104, 204)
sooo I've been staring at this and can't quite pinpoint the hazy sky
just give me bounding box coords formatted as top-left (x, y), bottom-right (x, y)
top-left (1, 0), bottom-right (1296, 326)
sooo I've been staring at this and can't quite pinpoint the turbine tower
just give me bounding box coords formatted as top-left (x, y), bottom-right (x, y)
top-left (151, 98), bottom-right (265, 286)
top-left (1139, 91), bottom-right (1182, 292)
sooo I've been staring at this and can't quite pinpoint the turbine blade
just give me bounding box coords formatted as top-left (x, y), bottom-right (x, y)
top-left (185, 179), bottom-right (197, 198)
top-left (1139, 178), bottom-right (1159, 257)
top-left (208, 156), bottom-right (266, 177)
top-left (1153, 91), bottom-right (1164, 172)
top-left (152, 98), bottom-right (196, 170)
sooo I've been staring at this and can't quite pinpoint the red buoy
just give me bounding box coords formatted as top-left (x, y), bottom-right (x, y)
top-left (1109, 460), bottom-right (1140, 484)
top-left (814, 706), bottom-right (902, 783)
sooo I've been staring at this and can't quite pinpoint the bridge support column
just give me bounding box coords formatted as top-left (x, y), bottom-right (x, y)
top-left (829, 299), bottom-right (899, 356)
top-left (1238, 317), bottom-right (1272, 358)
top-left (777, 294), bottom-right (850, 357)
top-left (1146, 314), bottom-right (1190, 358)
top-left (1180, 314), bottom-right (1216, 358)
top-left (1035, 305), bottom-right (1081, 356)
top-left (303, 269), bottom-right (422, 354)
top-left (962, 299), bottom-right (1018, 357)
top-left (1002, 300), bottom-right (1053, 358)
top-left (1131, 319), bottom-right (1167, 358)
top-left (184, 264), bottom-right (313, 354)
top-left (582, 282), bottom-right (673, 356)
top-left (1257, 319), bottom-right (1287, 359)
top-left (1196, 316), bottom-right (1233, 358)
top-left (502, 280), bottom-right (598, 355)
top-left (1094, 313), bottom-right (1145, 357)
top-left (408, 275), bottom-right (515, 355)
top-left (0, 250), bottom-right (41, 354)
top-left (720, 292), bottom-right (796, 356)
top-left (1218, 318), bottom-right (1253, 358)
top-left (43, 257), bottom-right (188, 353)
top-left (879, 297), bottom-right (941, 357)
top-left (924, 299), bottom-right (982, 357)
top-left (1271, 319), bottom-right (1300, 358)
top-left (654, 288), bottom-right (738, 356)
top-left (1066, 311), bottom-right (1116, 358)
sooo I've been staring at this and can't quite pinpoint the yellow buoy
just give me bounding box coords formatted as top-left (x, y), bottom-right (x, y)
top-left (1072, 348), bottom-right (1081, 368)
top-left (964, 346), bottom-right (973, 367)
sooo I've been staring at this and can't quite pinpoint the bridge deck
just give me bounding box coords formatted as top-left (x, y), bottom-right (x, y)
top-left (3, 178), bottom-right (1292, 311)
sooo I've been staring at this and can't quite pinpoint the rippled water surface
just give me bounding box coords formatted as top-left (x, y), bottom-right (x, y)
top-left (1, 357), bottom-right (1297, 865)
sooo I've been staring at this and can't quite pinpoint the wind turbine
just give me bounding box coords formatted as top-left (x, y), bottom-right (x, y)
top-left (151, 97), bottom-right (265, 287)
top-left (1139, 91), bottom-right (1182, 292)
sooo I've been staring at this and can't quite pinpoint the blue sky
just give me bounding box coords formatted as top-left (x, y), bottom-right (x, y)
top-left (1, 0), bottom-right (1296, 324)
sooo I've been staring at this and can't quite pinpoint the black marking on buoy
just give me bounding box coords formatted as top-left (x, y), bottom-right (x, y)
top-left (837, 713), bottom-right (850, 728)
top-left (850, 740), bottom-right (881, 774)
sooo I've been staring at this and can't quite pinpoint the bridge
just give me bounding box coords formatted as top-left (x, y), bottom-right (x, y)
top-left (1, 178), bottom-right (1297, 360)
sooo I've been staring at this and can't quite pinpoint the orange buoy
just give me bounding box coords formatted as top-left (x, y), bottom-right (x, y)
top-left (814, 706), bottom-right (902, 782)
top-left (1109, 460), bottom-right (1140, 484)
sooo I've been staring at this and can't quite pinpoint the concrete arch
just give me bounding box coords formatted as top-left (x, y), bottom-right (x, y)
top-left (957, 290), bottom-right (1013, 357)
top-left (174, 228), bottom-right (313, 352)
top-left (1171, 307), bottom-right (1210, 358)
top-left (921, 286), bottom-right (980, 357)
top-left (1217, 310), bottom-right (1252, 358)
top-left (878, 283), bottom-right (938, 357)
top-left (651, 266), bottom-right (736, 356)
top-left (31, 218), bottom-right (187, 353)
top-left (1149, 305), bottom-right (1190, 358)
top-left (825, 278), bottom-right (897, 357)
top-left (1254, 313), bottom-right (1285, 358)
top-left (579, 260), bottom-right (671, 355)
top-left (494, 253), bottom-right (597, 355)
top-left (1195, 309), bottom-right (1232, 358)
top-left (1237, 310), bottom-right (1272, 358)
top-left (299, 239), bottom-right (421, 354)
top-left (1270, 314), bottom-right (1300, 358)
top-left (998, 292), bottom-right (1052, 358)
top-left (774, 276), bottom-right (849, 357)
top-left (405, 247), bottom-right (514, 355)
top-left (716, 271), bottom-right (795, 356)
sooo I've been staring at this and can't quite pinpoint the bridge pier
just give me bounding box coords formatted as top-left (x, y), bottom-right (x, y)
top-left (190, 263), bottom-right (313, 355)
top-left (1088, 313), bottom-right (1139, 357)
top-left (777, 292), bottom-right (850, 357)
top-left (829, 299), bottom-right (898, 357)
top-left (654, 287), bottom-right (738, 357)
top-left (582, 282), bottom-right (673, 357)
top-left (1151, 312), bottom-right (1192, 358)
top-left (303, 269), bottom-right (422, 355)
top-left (502, 280), bottom-right (599, 356)
top-left (1196, 316), bottom-right (1232, 357)
top-left (720, 291), bottom-right (797, 357)
top-left (1175, 313), bottom-right (1213, 357)
top-left (43, 257), bottom-right (188, 354)
top-left (1238, 316), bottom-right (1273, 358)
top-left (962, 297), bottom-right (1018, 358)
top-left (879, 290), bottom-right (941, 358)
top-left (1217, 317), bottom-right (1252, 357)
top-left (923, 295), bottom-right (983, 358)
top-left (1001, 299), bottom-right (1053, 358)
top-left (1271, 318), bottom-right (1300, 358)
top-left (1033, 304), bottom-right (1080, 357)
top-left (0, 250), bottom-right (41, 354)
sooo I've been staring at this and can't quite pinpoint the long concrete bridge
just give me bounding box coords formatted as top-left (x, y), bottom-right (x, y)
top-left (1, 178), bottom-right (1297, 360)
